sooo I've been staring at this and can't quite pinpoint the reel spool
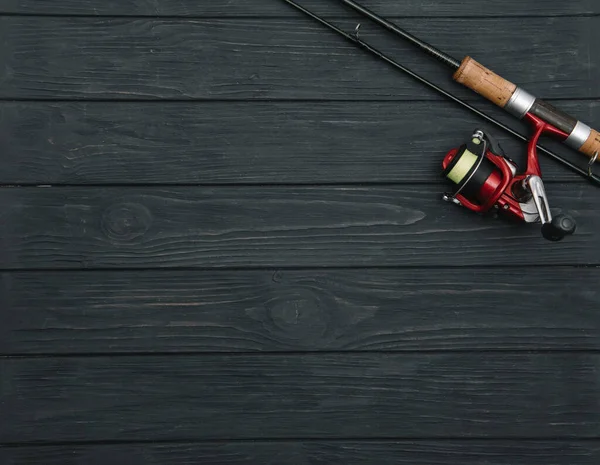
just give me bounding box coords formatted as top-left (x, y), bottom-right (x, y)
top-left (441, 130), bottom-right (577, 241)
top-left (442, 132), bottom-right (513, 212)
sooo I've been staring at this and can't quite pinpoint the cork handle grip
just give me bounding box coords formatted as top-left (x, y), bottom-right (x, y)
top-left (453, 56), bottom-right (600, 161)
top-left (453, 56), bottom-right (517, 108)
top-left (581, 130), bottom-right (600, 159)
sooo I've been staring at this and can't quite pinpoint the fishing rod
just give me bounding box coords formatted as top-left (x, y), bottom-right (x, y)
top-left (280, 0), bottom-right (599, 241)
top-left (280, 0), bottom-right (599, 183)
top-left (338, 0), bottom-right (600, 164)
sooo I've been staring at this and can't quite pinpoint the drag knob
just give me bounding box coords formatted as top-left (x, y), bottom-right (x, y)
top-left (541, 214), bottom-right (577, 242)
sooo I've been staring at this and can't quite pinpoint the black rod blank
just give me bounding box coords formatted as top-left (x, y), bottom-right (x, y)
top-left (338, 0), bottom-right (462, 70)
top-left (279, 0), bottom-right (600, 185)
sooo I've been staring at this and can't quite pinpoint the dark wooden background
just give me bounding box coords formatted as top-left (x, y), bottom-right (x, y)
top-left (1, 1), bottom-right (600, 463)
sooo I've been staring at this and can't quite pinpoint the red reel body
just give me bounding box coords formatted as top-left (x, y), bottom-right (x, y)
top-left (442, 113), bottom-right (577, 241)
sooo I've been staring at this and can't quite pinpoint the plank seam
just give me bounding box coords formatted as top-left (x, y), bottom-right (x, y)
top-left (1, 264), bottom-right (598, 273)
top-left (1, 97), bottom-right (599, 103)
top-left (0, 263), bottom-right (599, 273)
top-left (0, 13), bottom-right (599, 19)
top-left (1, 263), bottom-right (599, 273)
top-left (4, 349), bottom-right (600, 359)
top-left (0, 180), bottom-right (589, 188)
top-left (3, 437), bottom-right (600, 448)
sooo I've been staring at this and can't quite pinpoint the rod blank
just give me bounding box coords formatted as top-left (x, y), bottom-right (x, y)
top-left (338, 0), bottom-right (462, 70)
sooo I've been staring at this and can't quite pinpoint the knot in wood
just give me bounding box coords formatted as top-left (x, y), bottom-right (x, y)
top-left (101, 202), bottom-right (152, 242)
top-left (266, 289), bottom-right (329, 341)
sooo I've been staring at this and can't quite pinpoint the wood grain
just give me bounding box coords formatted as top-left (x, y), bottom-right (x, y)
top-left (0, 185), bottom-right (598, 269)
top-left (2, 440), bottom-right (600, 465)
top-left (0, 17), bottom-right (598, 100)
top-left (1, 100), bottom-right (597, 185)
top-left (0, 0), bottom-right (597, 17)
top-left (2, 268), bottom-right (600, 355)
top-left (2, 353), bottom-right (600, 442)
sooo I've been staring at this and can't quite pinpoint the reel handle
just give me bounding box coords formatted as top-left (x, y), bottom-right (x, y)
top-left (542, 214), bottom-right (577, 242)
top-left (523, 175), bottom-right (576, 242)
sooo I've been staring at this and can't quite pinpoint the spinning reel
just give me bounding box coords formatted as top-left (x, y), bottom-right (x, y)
top-left (442, 121), bottom-right (577, 241)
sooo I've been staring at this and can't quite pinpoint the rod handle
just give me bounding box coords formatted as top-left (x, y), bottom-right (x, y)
top-left (453, 56), bottom-right (600, 161)
top-left (453, 56), bottom-right (517, 107)
top-left (581, 129), bottom-right (600, 158)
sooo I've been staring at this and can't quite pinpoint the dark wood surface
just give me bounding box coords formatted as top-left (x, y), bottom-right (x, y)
top-left (3, 441), bottom-right (600, 465)
top-left (3, 353), bottom-right (600, 442)
top-left (1, 0), bottom-right (598, 16)
top-left (0, 185), bottom-right (599, 269)
top-left (2, 269), bottom-right (599, 355)
top-left (1, 0), bottom-right (599, 463)
top-left (1, 101), bottom-right (598, 185)
top-left (1, 16), bottom-right (598, 100)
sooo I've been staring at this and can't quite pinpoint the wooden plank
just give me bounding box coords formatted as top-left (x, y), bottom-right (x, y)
top-left (2, 440), bottom-right (600, 465)
top-left (0, 17), bottom-right (598, 100)
top-left (2, 268), bottom-right (600, 355)
top-left (0, 185), bottom-right (598, 269)
top-left (1, 100), bottom-right (596, 185)
top-left (1, 0), bottom-right (597, 17)
top-left (2, 353), bottom-right (600, 442)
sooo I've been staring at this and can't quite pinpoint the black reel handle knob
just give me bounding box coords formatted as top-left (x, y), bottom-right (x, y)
top-left (541, 214), bottom-right (577, 242)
